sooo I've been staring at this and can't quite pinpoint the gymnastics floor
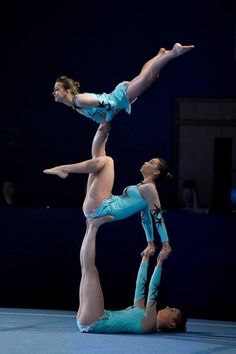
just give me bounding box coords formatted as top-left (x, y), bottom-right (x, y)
top-left (0, 308), bottom-right (235, 354)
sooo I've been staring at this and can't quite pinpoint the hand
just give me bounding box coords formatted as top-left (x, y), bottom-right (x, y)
top-left (141, 243), bottom-right (157, 257)
top-left (98, 120), bottom-right (111, 134)
top-left (157, 243), bottom-right (171, 264)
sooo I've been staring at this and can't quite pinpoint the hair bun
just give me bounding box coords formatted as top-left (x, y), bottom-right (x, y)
top-left (166, 172), bottom-right (173, 180)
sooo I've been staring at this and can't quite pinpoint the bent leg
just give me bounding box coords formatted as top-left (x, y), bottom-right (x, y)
top-left (84, 124), bottom-right (114, 212)
top-left (78, 216), bottom-right (113, 325)
top-left (43, 124), bottom-right (114, 211)
top-left (83, 155), bottom-right (114, 213)
top-left (43, 156), bottom-right (107, 178)
top-left (127, 43), bottom-right (194, 102)
top-left (43, 123), bottom-right (110, 178)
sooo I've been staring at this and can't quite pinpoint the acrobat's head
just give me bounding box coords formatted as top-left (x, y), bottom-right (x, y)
top-left (140, 158), bottom-right (172, 183)
top-left (52, 76), bottom-right (81, 104)
top-left (156, 306), bottom-right (187, 332)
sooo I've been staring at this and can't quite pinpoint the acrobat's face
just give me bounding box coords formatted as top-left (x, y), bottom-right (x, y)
top-left (140, 158), bottom-right (160, 177)
top-left (52, 82), bottom-right (67, 103)
top-left (156, 306), bottom-right (181, 329)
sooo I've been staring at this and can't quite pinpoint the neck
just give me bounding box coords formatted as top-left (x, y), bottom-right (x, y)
top-left (71, 95), bottom-right (79, 109)
top-left (141, 177), bottom-right (156, 185)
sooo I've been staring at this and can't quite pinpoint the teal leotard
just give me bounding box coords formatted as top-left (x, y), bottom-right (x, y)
top-left (84, 184), bottom-right (169, 243)
top-left (77, 307), bottom-right (145, 334)
top-left (77, 263), bottom-right (162, 334)
top-left (84, 185), bottom-right (147, 221)
top-left (72, 82), bottom-right (135, 123)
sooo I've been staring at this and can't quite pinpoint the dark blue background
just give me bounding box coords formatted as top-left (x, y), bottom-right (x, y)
top-left (2, 0), bottom-right (236, 208)
top-left (1, 0), bottom-right (236, 320)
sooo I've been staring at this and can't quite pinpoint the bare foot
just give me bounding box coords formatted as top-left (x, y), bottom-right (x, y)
top-left (43, 167), bottom-right (68, 179)
top-left (171, 42), bottom-right (194, 57)
top-left (87, 215), bottom-right (114, 228)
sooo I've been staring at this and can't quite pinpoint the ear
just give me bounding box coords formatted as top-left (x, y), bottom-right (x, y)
top-left (154, 170), bottom-right (160, 176)
top-left (169, 320), bottom-right (176, 329)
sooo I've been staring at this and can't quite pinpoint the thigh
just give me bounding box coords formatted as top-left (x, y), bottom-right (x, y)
top-left (78, 269), bottom-right (105, 325)
top-left (126, 73), bottom-right (152, 102)
top-left (86, 173), bottom-right (96, 195)
top-left (83, 156), bottom-right (114, 213)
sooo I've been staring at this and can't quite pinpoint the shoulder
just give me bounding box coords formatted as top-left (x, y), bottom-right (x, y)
top-left (72, 94), bottom-right (83, 108)
top-left (139, 183), bottom-right (161, 207)
top-left (141, 306), bottom-right (157, 333)
top-left (139, 183), bottom-right (158, 196)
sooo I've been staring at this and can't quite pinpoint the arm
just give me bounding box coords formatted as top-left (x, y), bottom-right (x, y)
top-left (74, 93), bottom-right (101, 107)
top-left (146, 247), bottom-right (170, 306)
top-left (91, 120), bottom-right (111, 158)
top-left (133, 255), bottom-right (149, 308)
top-left (133, 248), bottom-right (157, 308)
top-left (141, 250), bottom-right (168, 333)
top-left (140, 207), bottom-right (156, 256)
top-left (140, 184), bottom-right (170, 248)
top-left (74, 94), bottom-right (116, 117)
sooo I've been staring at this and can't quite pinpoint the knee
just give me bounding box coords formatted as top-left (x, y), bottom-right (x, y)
top-left (81, 264), bottom-right (98, 274)
top-left (94, 156), bottom-right (107, 170)
top-left (105, 156), bottom-right (114, 166)
top-left (97, 155), bottom-right (113, 168)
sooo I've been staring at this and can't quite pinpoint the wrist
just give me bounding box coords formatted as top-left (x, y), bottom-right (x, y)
top-left (142, 255), bottom-right (149, 263)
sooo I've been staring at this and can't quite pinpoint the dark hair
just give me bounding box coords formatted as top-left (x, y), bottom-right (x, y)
top-left (157, 158), bottom-right (173, 181)
top-left (160, 310), bottom-right (188, 333)
top-left (174, 310), bottom-right (188, 332)
top-left (56, 76), bottom-right (80, 95)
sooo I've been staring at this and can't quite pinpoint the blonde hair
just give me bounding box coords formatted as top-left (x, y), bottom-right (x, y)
top-left (56, 76), bottom-right (80, 95)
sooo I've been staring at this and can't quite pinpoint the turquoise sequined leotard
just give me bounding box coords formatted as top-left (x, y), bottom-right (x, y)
top-left (72, 82), bottom-right (135, 123)
top-left (77, 263), bottom-right (162, 334)
top-left (84, 185), bottom-right (147, 221)
top-left (84, 184), bottom-right (169, 243)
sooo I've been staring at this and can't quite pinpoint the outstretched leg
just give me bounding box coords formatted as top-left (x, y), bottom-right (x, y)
top-left (139, 47), bottom-right (166, 75)
top-left (78, 216), bottom-right (113, 325)
top-left (127, 43), bottom-right (194, 102)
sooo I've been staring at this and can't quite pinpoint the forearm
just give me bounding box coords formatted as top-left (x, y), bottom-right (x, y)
top-left (133, 261), bottom-right (148, 305)
top-left (152, 210), bottom-right (169, 243)
top-left (91, 122), bottom-right (110, 158)
top-left (141, 209), bottom-right (154, 242)
top-left (147, 265), bottom-right (162, 305)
